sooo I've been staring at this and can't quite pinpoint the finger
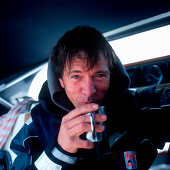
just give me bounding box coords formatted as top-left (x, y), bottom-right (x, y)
top-left (65, 111), bottom-right (107, 130)
top-left (63, 103), bottom-right (99, 121)
top-left (58, 135), bottom-right (95, 153)
top-left (74, 138), bottom-right (95, 150)
top-left (61, 112), bottom-right (107, 132)
top-left (68, 122), bottom-right (91, 137)
top-left (93, 114), bottom-right (107, 123)
top-left (68, 122), bottom-right (105, 137)
top-left (63, 114), bottom-right (91, 130)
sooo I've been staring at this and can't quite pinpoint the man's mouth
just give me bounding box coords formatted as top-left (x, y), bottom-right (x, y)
top-left (81, 102), bottom-right (91, 105)
top-left (80, 100), bottom-right (99, 105)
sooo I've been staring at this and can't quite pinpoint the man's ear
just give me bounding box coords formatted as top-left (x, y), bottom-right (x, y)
top-left (59, 78), bottom-right (64, 88)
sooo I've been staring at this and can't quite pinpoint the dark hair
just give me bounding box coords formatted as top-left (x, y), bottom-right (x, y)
top-left (50, 25), bottom-right (116, 78)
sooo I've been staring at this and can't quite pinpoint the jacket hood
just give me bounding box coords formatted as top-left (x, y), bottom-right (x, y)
top-left (47, 55), bottom-right (130, 112)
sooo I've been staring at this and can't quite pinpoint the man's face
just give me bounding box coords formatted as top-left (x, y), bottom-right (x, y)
top-left (59, 54), bottom-right (110, 107)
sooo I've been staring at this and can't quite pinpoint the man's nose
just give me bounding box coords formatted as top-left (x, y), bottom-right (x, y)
top-left (82, 77), bottom-right (96, 97)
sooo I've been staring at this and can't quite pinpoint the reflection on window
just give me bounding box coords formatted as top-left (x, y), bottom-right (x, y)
top-left (28, 65), bottom-right (47, 100)
top-left (109, 25), bottom-right (170, 65)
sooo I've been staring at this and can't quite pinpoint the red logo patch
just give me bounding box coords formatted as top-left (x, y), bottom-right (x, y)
top-left (124, 151), bottom-right (138, 169)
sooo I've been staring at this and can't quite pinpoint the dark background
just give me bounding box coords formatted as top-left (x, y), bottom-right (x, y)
top-left (0, 0), bottom-right (170, 84)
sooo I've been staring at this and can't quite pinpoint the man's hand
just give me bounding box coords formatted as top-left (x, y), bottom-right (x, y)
top-left (57, 103), bottom-right (107, 153)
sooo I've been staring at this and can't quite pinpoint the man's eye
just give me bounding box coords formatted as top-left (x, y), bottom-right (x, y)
top-left (71, 75), bottom-right (79, 79)
top-left (96, 74), bottom-right (105, 78)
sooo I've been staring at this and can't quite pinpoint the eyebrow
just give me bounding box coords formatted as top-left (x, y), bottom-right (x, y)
top-left (68, 70), bottom-right (82, 75)
top-left (68, 70), bottom-right (110, 75)
top-left (96, 70), bottom-right (110, 76)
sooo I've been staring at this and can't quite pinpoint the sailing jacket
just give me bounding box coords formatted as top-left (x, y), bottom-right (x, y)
top-left (10, 56), bottom-right (170, 170)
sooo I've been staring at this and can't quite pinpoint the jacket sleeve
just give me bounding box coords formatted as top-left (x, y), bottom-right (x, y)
top-left (10, 118), bottom-right (39, 169)
top-left (10, 118), bottom-right (78, 170)
top-left (136, 86), bottom-right (170, 148)
top-left (137, 86), bottom-right (170, 107)
top-left (34, 138), bottom-right (78, 170)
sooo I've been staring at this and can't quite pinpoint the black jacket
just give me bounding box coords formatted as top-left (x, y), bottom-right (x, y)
top-left (10, 57), bottom-right (170, 170)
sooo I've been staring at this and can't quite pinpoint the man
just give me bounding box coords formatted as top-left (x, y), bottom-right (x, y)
top-left (10, 26), bottom-right (170, 169)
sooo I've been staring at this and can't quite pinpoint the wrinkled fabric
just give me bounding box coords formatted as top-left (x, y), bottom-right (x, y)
top-left (0, 97), bottom-right (37, 148)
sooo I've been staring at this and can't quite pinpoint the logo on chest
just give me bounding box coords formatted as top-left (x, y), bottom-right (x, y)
top-left (124, 151), bottom-right (138, 169)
